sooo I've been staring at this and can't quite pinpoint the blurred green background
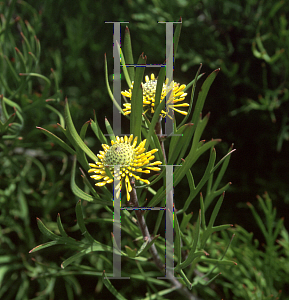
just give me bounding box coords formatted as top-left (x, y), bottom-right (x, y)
top-left (1, 0), bottom-right (289, 299)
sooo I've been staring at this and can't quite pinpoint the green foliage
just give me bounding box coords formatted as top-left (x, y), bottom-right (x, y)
top-left (209, 193), bottom-right (288, 300)
top-left (1, 1), bottom-right (288, 300)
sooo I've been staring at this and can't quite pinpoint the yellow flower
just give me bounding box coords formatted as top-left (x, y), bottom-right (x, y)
top-left (88, 135), bottom-right (162, 201)
top-left (121, 73), bottom-right (189, 118)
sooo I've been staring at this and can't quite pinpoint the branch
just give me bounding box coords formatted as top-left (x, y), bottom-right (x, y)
top-left (128, 177), bottom-right (201, 300)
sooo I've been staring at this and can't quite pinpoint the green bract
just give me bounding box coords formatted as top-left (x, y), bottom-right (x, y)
top-left (104, 143), bottom-right (134, 166)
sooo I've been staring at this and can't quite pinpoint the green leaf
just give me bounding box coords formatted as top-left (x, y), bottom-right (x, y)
top-left (119, 47), bottom-right (132, 89)
top-left (29, 241), bottom-right (59, 253)
top-left (136, 235), bottom-right (160, 257)
top-left (191, 69), bottom-right (220, 126)
top-left (179, 251), bottom-right (206, 271)
top-left (142, 115), bottom-right (164, 165)
top-left (179, 148), bottom-right (216, 213)
top-left (207, 193), bottom-right (224, 229)
top-left (174, 114), bottom-right (218, 186)
top-left (201, 194), bottom-right (233, 248)
top-left (0, 111), bottom-right (16, 134)
top-left (198, 257), bottom-right (236, 266)
top-left (177, 113), bottom-right (208, 166)
top-left (2, 96), bottom-right (22, 112)
top-left (102, 272), bottom-right (128, 300)
top-left (61, 249), bottom-right (87, 269)
top-left (273, 217), bottom-right (284, 242)
top-left (45, 104), bottom-right (65, 127)
top-left (123, 26), bottom-right (134, 82)
top-left (154, 66), bottom-right (166, 113)
top-left (168, 123), bottom-right (194, 164)
top-left (173, 17), bottom-right (182, 59)
top-left (80, 120), bottom-right (90, 140)
top-left (64, 99), bottom-right (98, 162)
top-left (130, 53), bottom-right (146, 140)
top-left (19, 72), bottom-right (51, 90)
top-left (178, 65), bottom-right (203, 129)
top-left (35, 218), bottom-right (60, 241)
top-left (178, 269), bottom-right (192, 290)
top-left (125, 245), bottom-right (137, 258)
top-left (177, 211), bottom-right (202, 271)
top-left (144, 92), bottom-right (166, 151)
top-left (104, 53), bottom-right (125, 115)
top-left (2, 54), bottom-right (20, 83)
top-left (91, 117), bottom-right (107, 144)
top-left (210, 145), bottom-right (235, 174)
top-left (15, 47), bottom-right (27, 73)
top-left (75, 200), bottom-right (95, 244)
top-left (180, 212), bottom-right (193, 232)
top-left (20, 32), bottom-right (32, 54)
top-left (247, 202), bottom-right (268, 240)
top-left (36, 126), bottom-right (75, 155)
top-left (105, 117), bottom-right (116, 142)
top-left (200, 194), bottom-right (206, 230)
top-left (71, 156), bottom-right (112, 205)
top-left (210, 148), bottom-right (234, 193)
top-left (174, 215), bottom-right (182, 268)
top-left (205, 180), bottom-right (231, 209)
top-left (57, 213), bottom-right (68, 238)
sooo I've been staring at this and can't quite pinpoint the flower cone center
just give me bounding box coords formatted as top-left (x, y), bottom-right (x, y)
top-left (104, 143), bottom-right (134, 166)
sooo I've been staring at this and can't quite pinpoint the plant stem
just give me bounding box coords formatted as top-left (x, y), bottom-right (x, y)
top-left (129, 178), bottom-right (200, 300)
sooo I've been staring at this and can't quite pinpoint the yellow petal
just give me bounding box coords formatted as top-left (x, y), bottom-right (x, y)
top-left (149, 161), bottom-right (162, 166)
top-left (173, 108), bottom-right (188, 115)
top-left (128, 134), bottom-right (133, 144)
top-left (132, 136), bottom-right (138, 148)
top-left (146, 167), bottom-right (161, 171)
top-left (95, 182), bottom-right (107, 187)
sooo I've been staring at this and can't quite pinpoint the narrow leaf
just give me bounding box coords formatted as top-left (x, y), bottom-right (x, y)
top-left (75, 200), bottom-right (95, 244)
top-left (105, 117), bottom-right (116, 142)
top-left (123, 26), bottom-right (134, 82)
top-left (154, 66), bottom-right (166, 113)
top-left (64, 99), bottom-right (98, 162)
top-left (36, 127), bottom-right (75, 155)
top-left (136, 235), bottom-right (160, 257)
top-left (36, 218), bottom-right (60, 241)
top-left (102, 272), bottom-right (128, 300)
top-left (91, 118), bottom-right (107, 144)
top-left (191, 69), bottom-right (220, 126)
top-left (57, 213), bottom-right (69, 238)
top-left (130, 53), bottom-right (146, 140)
top-left (173, 17), bottom-right (182, 59)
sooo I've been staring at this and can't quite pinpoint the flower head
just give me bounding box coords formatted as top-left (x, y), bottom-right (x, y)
top-left (121, 73), bottom-right (189, 118)
top-left (88, 135), bottom-right (162, 201)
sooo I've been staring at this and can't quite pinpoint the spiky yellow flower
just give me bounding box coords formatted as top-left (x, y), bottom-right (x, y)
top-left (121, 73), bottom-right (189, 118)
top-left (88, 135), bottom-right (162, 201)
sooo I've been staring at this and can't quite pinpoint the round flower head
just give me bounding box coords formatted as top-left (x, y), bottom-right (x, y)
top-left (121, 73), bottom-right (189, 119)
top-left (88, 135), bottom-right (162, 201)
